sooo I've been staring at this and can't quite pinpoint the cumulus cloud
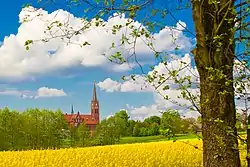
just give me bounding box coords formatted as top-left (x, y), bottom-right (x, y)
top-left (98, 54), bottom-right (200, 120)
top-left (98, 75), bottom-right (153, 92)
top-left (126, 88), bottom-right (200, 121)
top-left (98, 54), bottom-right (199, 91)
top-left (36, 87), bottom-right (67, 97)
top-left (98, 53), bottom-right (250, 120)
top-left (0, 87), bottom-right (67, 99)
top-left (0, 6), bottom-right (192, 80)
top-left (127, 104), bottom-right (161, 121)
top-left (97, 78), bottom-right (121, 92)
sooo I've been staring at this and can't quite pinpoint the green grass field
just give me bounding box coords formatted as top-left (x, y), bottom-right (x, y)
top-left (119, 131), bottom-right (247, 144)
top-left (119, 134), bottom-right (201, 144)
top-left (61, 134), bottom-right (200, 147)
top-left (62, 132), bottom-right (246, 147)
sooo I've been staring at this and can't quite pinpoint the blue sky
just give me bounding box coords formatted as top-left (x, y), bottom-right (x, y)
top-left (0, 0), bottom-right (203, 120)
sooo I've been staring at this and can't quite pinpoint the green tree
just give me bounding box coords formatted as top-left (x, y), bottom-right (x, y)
top-left (159, 128), bottom-right (171, 139)
top-left (181, 118), bottom-right (191, 134)
top-left (144, 116), bottom-right (161, 125)
top-left (40, 109), bottom-right (56, 148)
top-left (161, 109), bottom-right (182, 137)
top-left (0, 107), bottom-right (70, 150)
top-left (181, 117), bottom-right (201, 134)
top-left (0, 107), bottom-right (11, 150)
top-left (126, 119), bottom-right (136, 136)
top-left (8, 110), bottom-right (24, 150)
top-left (0, 108), bottom-right (26, 150)
top-left (69, 125), bottom-right (77, 147)
top-left (114, 110), bottom-right (130, 136)
top-left (191, 1), bottom-right (245, 165)
top-left (143, 116), bottom-right (161, 136)
top-left (94, 117), bottom-right (121, 145)
top-left (52, 109), bottom-right (69, 148)
top-left (139, 127), bottom-right (148, 136)
top-left (132, 123), bottom-right (140, 137)
top-left (148, 122), bottom-right (159, 136)
top-left (76, 123), bottom-right (91, 147)
top-left (0, 107), bottom-right (12, 150)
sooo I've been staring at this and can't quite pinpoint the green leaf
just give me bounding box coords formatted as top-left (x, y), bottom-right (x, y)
top-left (57, 23), bottom-right (63, 27)
top-left (24, 40), bottom-right (33, 46)
top-left (22, 3), bottom-right (31, 8)
top-left (84, 8), bottom-right (90, 13)
top-left (99, 11), bottom-right (105, 17)
top-left (163, 85), bottom-right (170, 90)
top-left (131, 74), bottom-right (136, 81)
top-left (152, 9), bottom-right (157, 16)
top-left (123, 0), bottom-right (128, 5)
top-left (82, 41), bottom-right (91, 46)
top-left (111, 42), bottom-right (115, 48)
top-left (164, 95), bottom-right (169, 100)
top-left (155, 52), bottom-right (160, 58)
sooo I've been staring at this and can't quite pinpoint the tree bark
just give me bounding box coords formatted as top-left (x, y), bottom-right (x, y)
top-left (247, 115), bottom-right (250, 167)
top-left (199, 69), bottom-right (241, 167)
top-left (191, 0), bottom-right (241, 166)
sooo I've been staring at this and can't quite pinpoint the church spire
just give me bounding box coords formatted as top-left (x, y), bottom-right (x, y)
top-left (92, 82), bottom-right (97, 101)
top-left (71, 104), bottom-right (74, 114)
top-left (91, 81), bottom-right (99, 123)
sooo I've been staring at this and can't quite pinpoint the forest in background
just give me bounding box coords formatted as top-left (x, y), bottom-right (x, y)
top-left (0, 107), bottom-right (245, 151)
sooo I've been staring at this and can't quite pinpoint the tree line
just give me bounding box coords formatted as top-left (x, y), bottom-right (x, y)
top-left (0, 107), bottom-right (67, 150)
top-left (0, 107), bottom-right (245, 151)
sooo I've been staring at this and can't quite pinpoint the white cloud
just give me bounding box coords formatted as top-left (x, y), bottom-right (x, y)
top-left (36, 87), bottom-right (67, 97)
top-left (98, 75), bottom-right (153, 92)
top-left (0, 6), bottom-right (192, 80)
top-left (0, 89), bottom-right (30, 96)
top-left (0, 87), bottom-right (67, 99)
top-left (98, 54), bottom-right (199, 91)
top-left (126, 88), bottom-right (200, 121)
top-left (98, 54), bottom-right (200, 120)
top-left (97, 78), bottom-right (121, 92)
top-left (110, 63), bottom-right (137, 72)
top-left (127, 104), bottom-right (161, 121)
top-left (98, 51), bottom-right (250, 120)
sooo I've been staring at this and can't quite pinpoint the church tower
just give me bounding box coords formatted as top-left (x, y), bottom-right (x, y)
top-left (91, 82), bottom-right (100, 123)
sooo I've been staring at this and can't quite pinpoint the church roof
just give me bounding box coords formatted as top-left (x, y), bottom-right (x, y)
top-left (64, 113), bottom-right (98, 125)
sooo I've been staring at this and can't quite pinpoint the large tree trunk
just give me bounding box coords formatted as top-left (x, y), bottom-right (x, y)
top-left (199, 67), bottom-right (240, 167)
top-left (247, 115), bottom-right (250, 167)
top-left (191, 0), bottom-right (241, 166)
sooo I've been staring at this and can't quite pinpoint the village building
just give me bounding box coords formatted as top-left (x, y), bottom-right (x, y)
top-left (64, 82), bottom-right (100, 135)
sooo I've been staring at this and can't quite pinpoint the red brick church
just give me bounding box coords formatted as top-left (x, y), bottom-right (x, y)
top-left (64, 82), bottom-right (100, 135)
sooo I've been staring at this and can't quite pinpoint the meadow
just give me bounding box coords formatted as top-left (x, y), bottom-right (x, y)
top-left (119, 134), bottom-right (200, 144)
top-left (0, 138), bottom-right (247, 167)
top-left (0, 108), bottom-right (247, 167)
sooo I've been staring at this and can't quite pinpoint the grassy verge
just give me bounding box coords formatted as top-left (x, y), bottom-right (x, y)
top-left (61, 131), bottom-right (247, 147)
top-left (119, 134), bottom-right (201, 144)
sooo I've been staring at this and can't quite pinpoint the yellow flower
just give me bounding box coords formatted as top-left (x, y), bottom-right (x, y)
top-left (0, 139), bottom-right (247, 167)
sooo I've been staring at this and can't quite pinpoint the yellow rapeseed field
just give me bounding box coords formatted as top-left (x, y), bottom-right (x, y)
top-left (0, 139), bottom-right (247, 167)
